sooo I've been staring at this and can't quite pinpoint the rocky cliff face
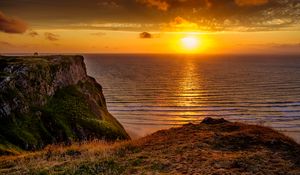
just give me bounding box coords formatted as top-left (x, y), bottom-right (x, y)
top-left (0, 55), bottom-right (89, 117)
top-left (0, 55), bottom-right (129, 154)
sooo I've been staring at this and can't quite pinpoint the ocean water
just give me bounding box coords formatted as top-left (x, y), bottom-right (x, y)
top-left (84, 54), bottom-right (300, 142)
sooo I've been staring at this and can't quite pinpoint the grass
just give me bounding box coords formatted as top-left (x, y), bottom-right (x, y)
top-left (0, 55), bottom-right (83, 65)
top-left (0, 140), bottom-right (129, 175)
top-left (1, 119), bottom-right (299, 174)
top-left (42, 82), bottom-right (128, 141)
top-left (0, 83), bottom-right (128, 154)
top-left (0, 55), bottom-right (129, 154)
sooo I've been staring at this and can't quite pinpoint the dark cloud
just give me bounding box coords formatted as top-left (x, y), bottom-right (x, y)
top-left (0, 0), bottom-right (299, 32)
top-left (235, 0), bottom-right (268, 6)
top-left (137, 0), bottom-right (169, 11)
top-left (0, 11), bottom-right (28, 34)
top-left (137, 0), bottom-right (299, 31)
top-left (28, 30), bottom-right (39, 37)
top-left (137, 0), bottom-right (270, 10)
top-left (139, 32), bottom-right (152, 38)
top-left (44, 32), bottom-right (59, 41)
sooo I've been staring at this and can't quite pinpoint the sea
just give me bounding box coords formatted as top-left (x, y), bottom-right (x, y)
top-left (84, 54), bottom-right (300, 142)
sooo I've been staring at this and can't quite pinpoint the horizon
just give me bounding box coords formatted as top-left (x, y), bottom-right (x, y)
top-left (1, 52), bottom-right (300, 56)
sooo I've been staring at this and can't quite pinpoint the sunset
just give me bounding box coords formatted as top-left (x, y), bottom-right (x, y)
top-left (180, 36), bottom-right (200, 51)
top-left (0, 0), bottom-right (299, 54)
top-left (1, 0), bottom-right (300, 174)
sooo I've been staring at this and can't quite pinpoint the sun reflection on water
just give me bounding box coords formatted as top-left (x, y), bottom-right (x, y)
top-left (174, 57), bottom-right (206, 123)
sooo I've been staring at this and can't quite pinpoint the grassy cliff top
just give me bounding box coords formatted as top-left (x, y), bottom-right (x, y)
top-left (0, 55), bottom-right (85, 79)
top-left (1, 118), bottom-right (299, 175)
top-left (0, 55), bottom-right (83, 64)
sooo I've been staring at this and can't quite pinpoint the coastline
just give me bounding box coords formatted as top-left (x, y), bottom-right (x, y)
top-left (1, 55), bottom-right (300, 174)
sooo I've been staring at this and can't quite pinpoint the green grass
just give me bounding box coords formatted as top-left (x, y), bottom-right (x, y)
top-left (0, 82), bottom-right (129, 155)
top-left (43, 84), bottom-right (128, 140)
top-left (0, 55), bottom-right (129, 155)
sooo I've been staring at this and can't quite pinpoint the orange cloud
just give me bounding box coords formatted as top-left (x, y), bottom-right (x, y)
top-left (44, 32), bottom-right (60, 41)
top-left (169, 16), bottom-right (198, 30)
top-left (0, 11), bottom-right (28, 34)
top-left (235, 0), bottom-right (268, 6)
top-left (137, 0), bottom-right (169, 11)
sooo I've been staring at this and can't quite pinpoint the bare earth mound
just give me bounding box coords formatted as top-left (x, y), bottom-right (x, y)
top-left (1, 118), bottom-right (300, 175)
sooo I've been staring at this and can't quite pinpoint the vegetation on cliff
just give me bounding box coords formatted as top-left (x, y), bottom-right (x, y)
top-left (0, 118), bottom-right (299, 175)
top-left (0, 55), bottom-right (129, 155)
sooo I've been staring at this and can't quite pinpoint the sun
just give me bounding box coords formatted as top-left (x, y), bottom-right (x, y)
top-left (181, 36), bottom-right (199, 51)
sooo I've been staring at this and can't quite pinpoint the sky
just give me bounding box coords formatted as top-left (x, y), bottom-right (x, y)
top-left (0, 0), bottom-right (299, 54)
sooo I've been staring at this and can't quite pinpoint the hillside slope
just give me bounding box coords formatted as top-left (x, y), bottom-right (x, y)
top-left (1, 118), bottom-right (299, 174)
top-left (0, 55), bottom-right (129, 155)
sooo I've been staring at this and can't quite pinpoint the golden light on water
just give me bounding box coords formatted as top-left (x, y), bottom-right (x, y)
top-left (174, 58), bottom-right (207, 122)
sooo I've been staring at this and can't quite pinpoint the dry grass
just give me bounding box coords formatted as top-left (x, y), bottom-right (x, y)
top-left (1, 119), bottom-right (300, 175)
top-left (0, 140), bottom-right (130, 174)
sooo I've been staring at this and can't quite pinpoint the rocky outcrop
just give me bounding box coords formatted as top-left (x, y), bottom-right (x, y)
top-left (0, 55), bottom-right (88, 117)
top-left (0, 55), bottom-right (129, 154)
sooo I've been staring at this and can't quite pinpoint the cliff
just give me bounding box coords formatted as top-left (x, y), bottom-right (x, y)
top-left (0, 55), bottom-right (129, 155)
top-left (0, 118), bottom-right (299, 174)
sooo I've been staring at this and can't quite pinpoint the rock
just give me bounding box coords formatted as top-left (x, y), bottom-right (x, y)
top-left (0, 55), bottom-right (130, 154)
top-left (201, 117), bottom-right (228, 124)
top-left (0, 55), bottom-right (88, 117)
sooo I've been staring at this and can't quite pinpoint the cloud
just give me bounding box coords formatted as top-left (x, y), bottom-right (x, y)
top-left (137, 0), bottom-right (270, 11)
top-left (44, 32), bottom-right (59, 41)
top-left (235, 0), bottom-right (268, 6)
top-left (137, 0), bottom-right (169, 11)
top-left (28, 31), bottom-right (39, 37)
top-left (169, 16), bottom-right (198, 30)
top-left (139, 32), bottom-right (152, 38)
top-left (0, 11), bottom-right (28, 34)
top-left (0, 0), bottom-right (299, 32)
